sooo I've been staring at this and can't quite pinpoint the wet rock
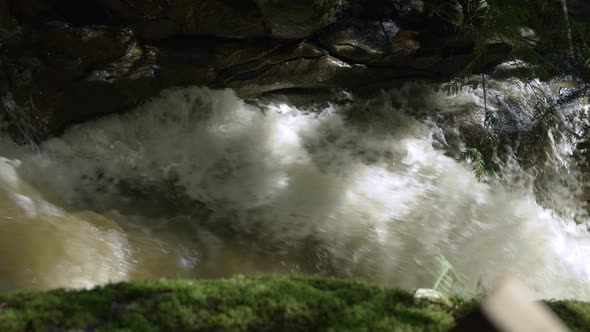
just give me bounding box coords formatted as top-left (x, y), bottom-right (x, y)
top-left (225, 55), bottom-right (367, 97)
top-left (490, 60), bottom-right (536, 80)
top-left (0, 61), bottom-right (12, 123)
top-left (214, 41), bottom-right (331, 95)
top-left (212, 39), bottom-right (290, 71)
top-left (4, 57), bottom-right (42, 91)
top-left (319, 19), bottom-right (399, 63)
top-left (133, 19), bottom-right (180, 41)
top-left (49, 0), bottom-right (109, 25)
top-left (0, 1), bottom-right (19, 40)
top-left (255, 0), bottom-right (346, 39)
top-left (182, 0), bottom-right (266, 38)
top-left (0, 0), bottom-right (515, 140)
top-left (102, 0), bottom-right (344, 40)
top-left (102, 0), bottom-right (266, 39)
top-left (151, 38), bottom-right (217, 89)
top-left (30, 21), bottom-right (133, 67)
top-left (429, 77), bottom-right (558, 174)
top-left (100, 0), bottom-right (173, 22)
top-left (45, 76), bottom-right (159, 133)
top-left (212, 39), bottom-right (439, 97)
top-left (8, 0), bottom-right (58, 23)
top-left (43, 42), bottom-right (160, 132)
top-left (390, 30), bottom-right (421, 54)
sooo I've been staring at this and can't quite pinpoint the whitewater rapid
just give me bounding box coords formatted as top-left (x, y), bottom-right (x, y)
top-left (0, 80), bottom-right (589, 299)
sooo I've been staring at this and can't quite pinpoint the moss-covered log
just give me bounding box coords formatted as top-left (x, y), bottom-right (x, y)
top-left (0, 276), bottom-right (588, 332)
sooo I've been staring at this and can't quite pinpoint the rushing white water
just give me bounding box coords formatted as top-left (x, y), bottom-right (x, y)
top-left (0, 79), bottom-right (589, 299)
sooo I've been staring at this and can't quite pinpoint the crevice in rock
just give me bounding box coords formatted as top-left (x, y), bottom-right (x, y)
top-left (48, 0), bottom-right (109, 25)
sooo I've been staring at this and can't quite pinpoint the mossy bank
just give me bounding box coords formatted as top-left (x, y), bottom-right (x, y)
top-left (0, 276), bottom-right (588, 332)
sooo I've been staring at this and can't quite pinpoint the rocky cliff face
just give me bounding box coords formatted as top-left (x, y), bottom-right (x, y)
top-left (0, 0), bottom-right (511, 139)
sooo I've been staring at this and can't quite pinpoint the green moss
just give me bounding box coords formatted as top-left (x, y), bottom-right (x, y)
top-left (0, 276), bottom-right (588, 331)
top-left (546, 301), bottom-right (590, 332)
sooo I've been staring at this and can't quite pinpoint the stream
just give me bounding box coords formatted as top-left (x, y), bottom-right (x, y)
top-left (1, 75), bottom-right (589, 300)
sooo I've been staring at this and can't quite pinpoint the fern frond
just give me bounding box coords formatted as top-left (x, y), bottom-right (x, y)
top-left (431, 255), bottom-right (474, 298)
top-left (458, 148), bottom-right (486, 182)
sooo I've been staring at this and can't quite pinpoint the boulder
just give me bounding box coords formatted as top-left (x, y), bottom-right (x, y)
top-left (103, 0), bottom-right (264, 39)
top-left (0, 0), bottom-right (514, 140)
top-left (255, 0), bottom-right (346, 39)
top-left (29, 21), bottom-right (133, 67)
top-left (319, 19), bottom-right (399, 63)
